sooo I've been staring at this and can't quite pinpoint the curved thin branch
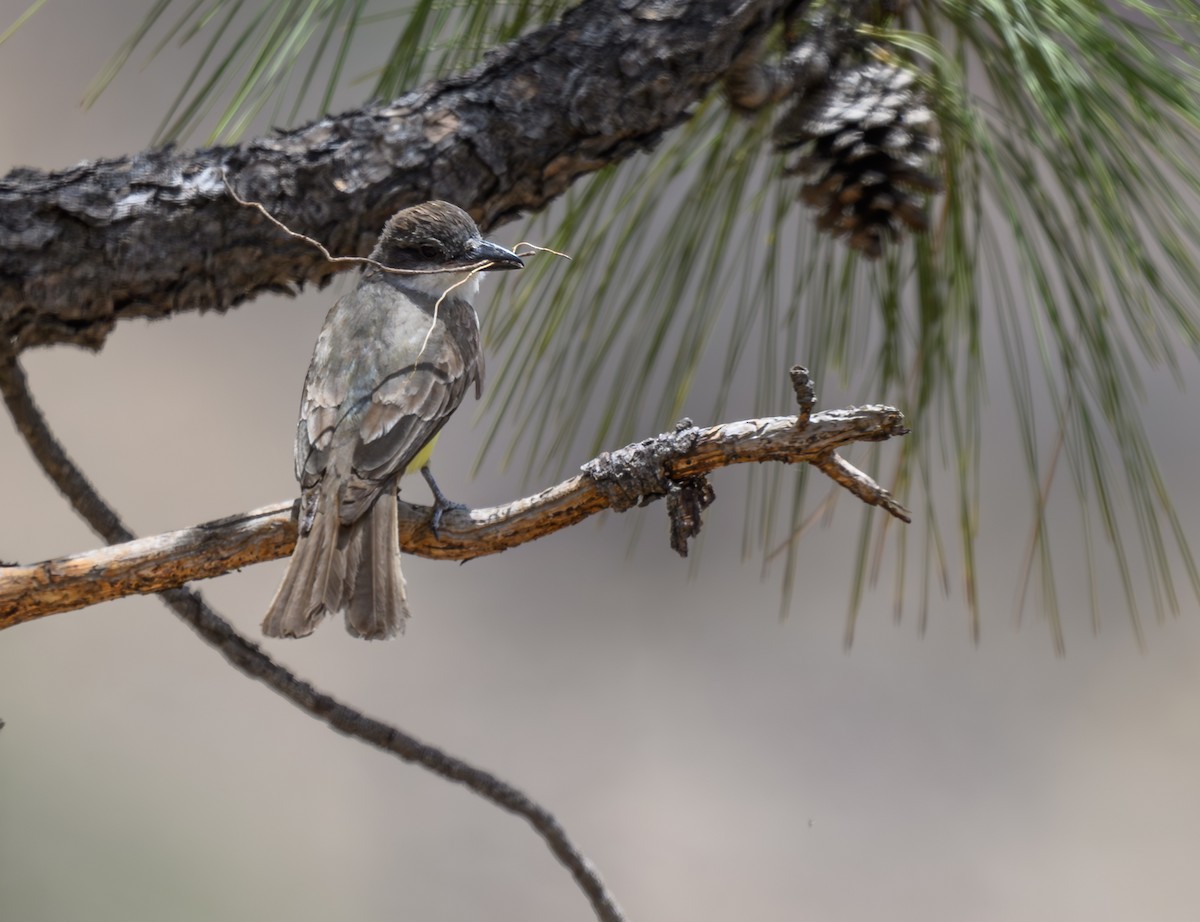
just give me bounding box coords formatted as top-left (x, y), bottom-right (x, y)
top-left (0, 0), bottom-right (808, 353)
top-left (0, 343), bottom-right (626, 922)
top-left (1, 400), bottom-right (909, 628)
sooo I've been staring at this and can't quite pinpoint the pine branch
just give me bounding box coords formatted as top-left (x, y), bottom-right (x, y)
top-left (0, 0), bottom-right (814, 354)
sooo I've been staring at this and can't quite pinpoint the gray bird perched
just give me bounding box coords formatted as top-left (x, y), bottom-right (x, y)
top-left (262, 202), bottom-right (523, 640)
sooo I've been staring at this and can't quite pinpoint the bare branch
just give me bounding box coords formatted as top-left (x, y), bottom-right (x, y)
top-left (0, 344), bottom-right (626, 922)
top-left (155, 586), bottom-right (628, 922)
top-left (813, 451), bottom-right (911, 523)
top-left (791, 364), bottom-right (817, 427)
top-left (1, 403), bottom-right (909, 627)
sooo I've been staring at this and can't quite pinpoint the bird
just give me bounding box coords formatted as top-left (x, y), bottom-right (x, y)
top-left (262, 202), bottom-right (523, 640)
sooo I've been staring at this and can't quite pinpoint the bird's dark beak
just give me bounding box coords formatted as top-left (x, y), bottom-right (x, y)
top-left (469, 239), bottom-right (524, 271)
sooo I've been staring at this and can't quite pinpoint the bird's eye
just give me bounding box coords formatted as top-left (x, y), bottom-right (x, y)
top-left (418, 241), bottom-right (441, 260)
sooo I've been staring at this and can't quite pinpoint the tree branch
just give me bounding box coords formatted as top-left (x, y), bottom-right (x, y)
top-left (0, 340), bottom-right (626, 922)
top-left (1, 399), bottom-right (908, 628)
top-left (0, 0), bottom-right (808, 354)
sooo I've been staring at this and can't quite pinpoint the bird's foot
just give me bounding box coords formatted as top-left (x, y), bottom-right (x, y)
top-left (421, 465), bottom-right (468, 539)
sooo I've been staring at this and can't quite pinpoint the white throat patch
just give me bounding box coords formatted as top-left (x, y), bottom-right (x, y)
top-left (401, 270), bottom-right (481, 301)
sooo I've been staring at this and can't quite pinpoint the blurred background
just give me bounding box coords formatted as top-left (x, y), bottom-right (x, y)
top-left (3, 3), bottom-right (1200, 921)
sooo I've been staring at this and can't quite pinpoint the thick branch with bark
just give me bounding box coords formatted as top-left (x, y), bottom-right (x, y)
top-left (0, 401), bottom-right (907, 629)
top-left (0, 0), bottom-right (810, 353)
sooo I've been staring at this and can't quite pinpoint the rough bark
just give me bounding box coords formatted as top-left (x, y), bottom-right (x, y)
top-left (0, 0), bottom-right (805, 354)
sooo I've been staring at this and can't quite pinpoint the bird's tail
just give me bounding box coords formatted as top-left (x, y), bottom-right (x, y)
top-left (342, 487), bottom-right (408, 640)
top-left (262, 487), bottom-right (409, 640)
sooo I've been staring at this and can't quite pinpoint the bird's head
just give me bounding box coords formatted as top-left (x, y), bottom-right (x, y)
top-left (371, 201), bottom-right (523, 297)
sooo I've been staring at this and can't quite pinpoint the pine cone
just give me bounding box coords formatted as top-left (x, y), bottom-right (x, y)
top-left (775, 57), bottom-right (941, 258)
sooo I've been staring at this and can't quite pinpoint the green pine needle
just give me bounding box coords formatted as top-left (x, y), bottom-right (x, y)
top-left (72, 0), bottom-right (1200, 645)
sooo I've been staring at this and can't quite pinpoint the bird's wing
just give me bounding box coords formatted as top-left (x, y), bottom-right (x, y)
top-left (335, 343), bottom-right (470, 525)
top-left (297, 284), bottom-right (480, 526)
top-left (355, 349), bottom-right (468, 478)
top-left (295, 291), bottom-right (355, 491)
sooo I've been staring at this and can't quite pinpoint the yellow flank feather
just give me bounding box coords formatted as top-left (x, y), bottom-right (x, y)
top-left (404, 433), bottom-right (439, 475)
